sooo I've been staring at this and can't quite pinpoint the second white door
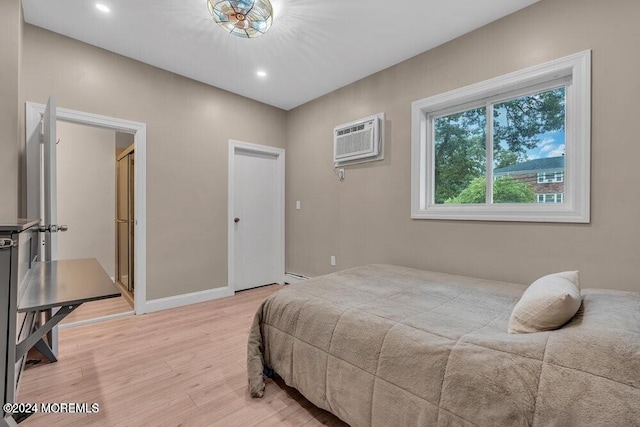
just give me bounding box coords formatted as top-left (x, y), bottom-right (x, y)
top-left (233, 146), bottom-right (283, 291)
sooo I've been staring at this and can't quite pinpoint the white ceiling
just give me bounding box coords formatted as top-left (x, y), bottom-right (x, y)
top-left (22, 0), bottom-right (539, 110)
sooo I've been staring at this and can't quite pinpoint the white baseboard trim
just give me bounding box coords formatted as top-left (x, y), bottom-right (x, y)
top-left (284, 272), bottom-right (310, 284)
top-left (59, 310), bottom-right (135, 329)
top-left (143, 286), bottom-right (235, 314)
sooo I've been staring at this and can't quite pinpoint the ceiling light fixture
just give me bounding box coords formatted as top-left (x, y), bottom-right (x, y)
top-left (96, 3), bottom-right (110, 13)
top-left (270, 0), bottom-right (282, 20)
top-left (256, 70), bottom-right (267, 77)
top-left (207, 0), bottom-right (273, 38)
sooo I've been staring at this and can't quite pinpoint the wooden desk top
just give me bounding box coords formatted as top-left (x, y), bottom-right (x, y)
top-left (18, 258), bottom-right (121, 312)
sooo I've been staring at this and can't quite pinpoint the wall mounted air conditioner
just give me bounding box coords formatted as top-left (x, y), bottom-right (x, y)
top-left (333, 113), bottom-right (385, 167)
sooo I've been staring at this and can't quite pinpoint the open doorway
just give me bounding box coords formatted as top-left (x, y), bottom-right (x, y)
top-left (25, 101), bottom-right (147, 324)
top-left (50, 121), bottom-right (134, 326)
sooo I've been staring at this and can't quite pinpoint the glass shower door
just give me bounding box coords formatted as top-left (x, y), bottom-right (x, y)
top-left (116, 148), bottom-right (134, 294)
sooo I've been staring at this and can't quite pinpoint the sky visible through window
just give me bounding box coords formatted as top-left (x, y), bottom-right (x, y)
top-left (493, 87), bottom-right (566, 165)
top-left (525, 129), bottom-right (565, 159)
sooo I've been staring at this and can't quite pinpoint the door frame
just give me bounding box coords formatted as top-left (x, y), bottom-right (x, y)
top-left (228, 140), bottom-right (285, 292)
top-left (26, 102), bottom-right (148, 315)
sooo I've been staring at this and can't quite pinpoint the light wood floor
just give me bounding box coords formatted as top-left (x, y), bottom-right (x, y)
top-left (18, 285), bottom-right (347, 427)
top-left (60, 296), bottom-right (134, 325)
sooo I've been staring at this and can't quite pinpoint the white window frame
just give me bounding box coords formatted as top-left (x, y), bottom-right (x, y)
top-left (411, 50), bottom-right (590, 223)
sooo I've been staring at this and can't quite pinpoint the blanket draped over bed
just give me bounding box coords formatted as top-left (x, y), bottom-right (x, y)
top-left (247, 265), bottom-right (640, 426)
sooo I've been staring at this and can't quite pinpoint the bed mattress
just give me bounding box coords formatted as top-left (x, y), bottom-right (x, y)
top-left (247, 264), bottom-right (640, 426)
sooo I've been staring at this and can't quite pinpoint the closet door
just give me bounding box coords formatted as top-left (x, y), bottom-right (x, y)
top-left (233, 148), bottom-right (282, 291)
top-left (116, 147), bottom-right (134, 294)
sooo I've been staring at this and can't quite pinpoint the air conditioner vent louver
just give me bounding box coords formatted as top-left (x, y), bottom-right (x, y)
top-left (337, 124), bottom-right (366, 136)
top-left (335, 126), bottom-right (372, 156)
top-left (333, 113), bottom-right (385, 167)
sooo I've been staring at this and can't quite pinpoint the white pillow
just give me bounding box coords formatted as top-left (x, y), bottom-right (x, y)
top-left (508, 271), bottom-right (582, 334)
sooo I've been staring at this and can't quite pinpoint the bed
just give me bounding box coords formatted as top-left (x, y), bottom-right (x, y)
top-left (247, 264), bottom-right (640, 426)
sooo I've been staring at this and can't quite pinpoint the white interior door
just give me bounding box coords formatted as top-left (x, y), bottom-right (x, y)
top-left (43, 96), bottom-right (60, 356)
top-left (42, 96), bottom-right (58, 262)
top-left (233, 148), bottom-right (282, 291)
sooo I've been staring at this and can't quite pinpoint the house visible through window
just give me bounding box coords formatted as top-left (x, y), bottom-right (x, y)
top-left (411, 50), bottom-right (590, 222)
top-left (538, 171), bottom-right (564, 183)
top-left (495, 156), bottom-right (565, 206)
top-left (537, 193), bottom-right (563, 203)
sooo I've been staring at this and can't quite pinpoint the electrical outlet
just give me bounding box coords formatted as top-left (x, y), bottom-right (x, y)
top-left (296, 200), bottom-right (301, 210)
top-left (330, 256), bottom-right (336, 266)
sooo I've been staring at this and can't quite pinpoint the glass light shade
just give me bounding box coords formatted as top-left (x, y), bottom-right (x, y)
top-left (207, 0), bottom-right (273, 38)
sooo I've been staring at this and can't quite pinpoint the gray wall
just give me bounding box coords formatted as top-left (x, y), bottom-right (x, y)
top-left (116, 132), bottom-right (134, 149)
top-left (0, 0), bottom-right (22, 219)
top-left (285, 0), bottom-right (640, 292)
top-left (21, 25), bottom-right (287, 300)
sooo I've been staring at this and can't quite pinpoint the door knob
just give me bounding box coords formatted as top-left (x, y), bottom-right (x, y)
top-left (38, 224), bottom-right (68, 233)
top-left (234, 217), bottom-right (240, 223)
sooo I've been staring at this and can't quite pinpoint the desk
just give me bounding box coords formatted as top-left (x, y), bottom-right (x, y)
top-left (16, 259), bottom-right (121, 364)
top-left (19, 259), bottom-right (121, 312)
top-left (1, 234), bottom-right (120, 427)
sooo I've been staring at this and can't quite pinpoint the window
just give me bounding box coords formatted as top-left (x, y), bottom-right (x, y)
top-left (411, 50), bottom-right (590, 223)
top-left (537, 193), bottom-right (563, 203)
top-left (538, 172), bottom-right (564, 183)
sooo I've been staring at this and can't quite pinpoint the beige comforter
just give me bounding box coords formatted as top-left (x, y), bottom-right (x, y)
top-left (247, 264), bottom-right (640, 426)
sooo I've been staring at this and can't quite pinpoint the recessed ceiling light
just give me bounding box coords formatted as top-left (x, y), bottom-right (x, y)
top-left (96, 3), bottom-right (110, 13)
top-left (256, 70), bottom-right (267, 78)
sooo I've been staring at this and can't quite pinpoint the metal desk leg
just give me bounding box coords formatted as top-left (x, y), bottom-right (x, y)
top-left (0, 415), bottom-right (18, 427)
top-left (42, 309), bottom-right (58, 360)
top-left (34, 337), bottom-right (57, 363)
top-left (16, 305), bottom-right (78, 361)
top-left (44, 309), bottom-right (52, 352)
